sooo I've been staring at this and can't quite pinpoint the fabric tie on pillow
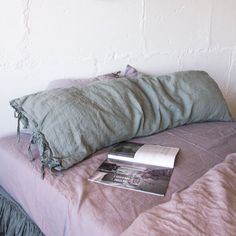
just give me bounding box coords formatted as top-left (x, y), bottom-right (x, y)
top-left (10, 70), bottom-right (233, 177)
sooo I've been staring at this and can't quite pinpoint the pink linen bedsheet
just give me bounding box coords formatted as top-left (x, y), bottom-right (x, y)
top-left (122, 153), bottom-right (236, 236)
top-left (0, 122), bottom-right (236, 235)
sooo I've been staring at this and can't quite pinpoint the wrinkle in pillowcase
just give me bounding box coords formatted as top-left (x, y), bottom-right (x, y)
top-left (21, 71), bottom-right (122, 135)
top-left (10, 71), bottom-right (232, 172)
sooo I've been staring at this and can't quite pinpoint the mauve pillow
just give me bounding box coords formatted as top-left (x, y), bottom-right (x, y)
top-left (46, 71), bottom-right (121, 90)
top-left (46, 65), bottom-right (143, 90)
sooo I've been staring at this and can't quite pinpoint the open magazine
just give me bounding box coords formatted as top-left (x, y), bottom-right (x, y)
top-left (89, 142), bottom-right (179, 196)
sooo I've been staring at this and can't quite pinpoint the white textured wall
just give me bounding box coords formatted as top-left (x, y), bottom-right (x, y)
top-left (0, 0), bottom-right (236, 137)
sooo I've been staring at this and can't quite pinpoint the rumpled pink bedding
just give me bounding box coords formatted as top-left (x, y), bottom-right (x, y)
top-left (122, 153), bottom-right (236, 236)
top-left (0, 122), bottom-right (236, 236)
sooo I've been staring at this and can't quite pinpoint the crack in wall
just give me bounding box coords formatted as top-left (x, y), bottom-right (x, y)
top-left (140, 0), bottom-right (147, 55)
top-left (22, 0), bottom-right (31, 35)
top-left (177, 53), bottom-right (184, 71)
top-left (20, 0), bottom-right (31, 47)
top-left (15, 0), bottom-right (32, 70)
top-left (207, 0), bottom-right (213, 51)
top-left (226, 48), bottom-right (236, 95)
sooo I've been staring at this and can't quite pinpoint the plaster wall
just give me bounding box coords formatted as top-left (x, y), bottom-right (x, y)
top-left (0, 0), bottom-right (236, 136)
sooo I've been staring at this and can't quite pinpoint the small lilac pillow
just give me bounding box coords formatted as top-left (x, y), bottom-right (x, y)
top-left (46, 71), bottom-right (121, 90)
top-left (47, 65), bottom-right (143, 90)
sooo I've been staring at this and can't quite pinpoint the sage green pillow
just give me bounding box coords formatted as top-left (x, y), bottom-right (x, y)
top-left (10, 71), bottom-right (232, 173)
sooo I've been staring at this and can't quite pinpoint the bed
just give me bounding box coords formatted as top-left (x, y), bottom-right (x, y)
top-left (1, 68), bottom-right (236, 235)
top-left (1, 121), bottom-right (236, 235)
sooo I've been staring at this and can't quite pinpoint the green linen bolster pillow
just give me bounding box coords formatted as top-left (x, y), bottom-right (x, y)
top-left (10, 71), bottom-right (232, 173)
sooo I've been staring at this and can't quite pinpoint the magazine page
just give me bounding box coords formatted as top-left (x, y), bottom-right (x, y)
top-left (134, 145), bottom-right (179, 168)
top-left (89, 160), bottom-right (173, 196)
top-left (108, 142), bottom-right (179, 168)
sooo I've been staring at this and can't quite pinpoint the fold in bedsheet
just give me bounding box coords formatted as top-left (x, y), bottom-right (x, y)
top-left (0, 122), bottom-right (236, 236)
top-left (122, 153), bottom-right (236, 236)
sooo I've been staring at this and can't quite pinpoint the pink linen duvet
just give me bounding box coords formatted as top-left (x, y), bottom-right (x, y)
top-left (122, 153), bottom-right (236, 236)
top-left (0, 122), bottom-right (236, 235)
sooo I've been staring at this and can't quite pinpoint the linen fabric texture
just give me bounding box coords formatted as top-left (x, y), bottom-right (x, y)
top-left (10, 71), bottom-right (232, 172)
top-left (21, 71), bottom-right (122, 135)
